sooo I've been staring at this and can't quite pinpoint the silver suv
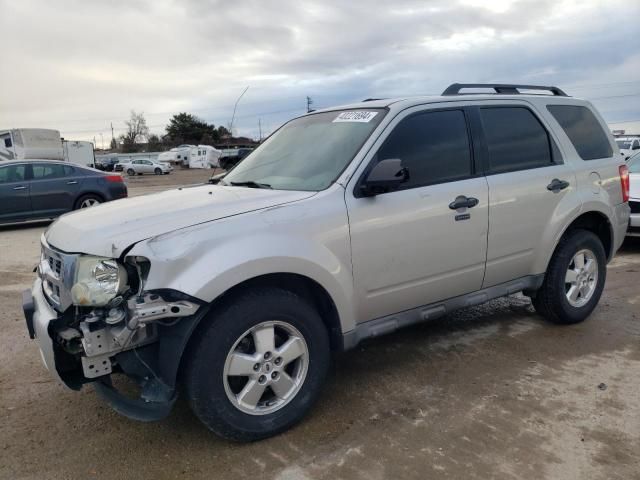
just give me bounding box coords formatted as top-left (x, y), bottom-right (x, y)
top-left (23, 84), bottom-right (631, 441)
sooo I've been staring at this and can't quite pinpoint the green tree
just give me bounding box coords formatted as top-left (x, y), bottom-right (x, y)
top-left (217, 125), bottom-right (230, 139)
top-left (146, 133), bottom-right (163, 151)
top-left (165, 113), bottom-right (219, 145)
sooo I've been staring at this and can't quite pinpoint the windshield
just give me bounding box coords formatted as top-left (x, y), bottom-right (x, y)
top-left (616, 140), bottom-right (632, 149)
top-left (223, 109), bottom-right (386, 191)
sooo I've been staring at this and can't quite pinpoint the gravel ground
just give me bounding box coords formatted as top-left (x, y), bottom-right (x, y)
top-left (0, 170), bottom-right (639, 479)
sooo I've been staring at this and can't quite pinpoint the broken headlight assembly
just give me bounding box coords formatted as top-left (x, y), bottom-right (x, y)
top-left (70, 256), bottom-right (128, 307)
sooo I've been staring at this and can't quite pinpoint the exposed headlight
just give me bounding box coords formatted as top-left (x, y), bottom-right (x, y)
top-left (70, 256), bottom-right (128, 306)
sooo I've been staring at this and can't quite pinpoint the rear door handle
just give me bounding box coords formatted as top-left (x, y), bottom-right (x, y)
top-left (449, 195), bottom-right (479, 210)
top-left (67, 181), bottom-right (78, 185)
top-left (13, 186), bottom-right (27, 190)
top-left (547, 178), bottom-right (570, 192)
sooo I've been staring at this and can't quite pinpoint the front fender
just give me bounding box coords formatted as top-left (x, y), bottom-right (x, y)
top-left (127, 190), bottom-right (356, 333)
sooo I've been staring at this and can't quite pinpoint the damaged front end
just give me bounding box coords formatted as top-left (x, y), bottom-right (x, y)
top-left (27, 237), bottom-right (205, 421)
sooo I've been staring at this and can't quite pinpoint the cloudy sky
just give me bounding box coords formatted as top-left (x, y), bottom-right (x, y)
top-left (1, 0), bottom-right (639, 145)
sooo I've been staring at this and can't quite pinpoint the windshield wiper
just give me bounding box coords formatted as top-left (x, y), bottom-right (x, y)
top-left (230, 181), bottom-right (272, 189)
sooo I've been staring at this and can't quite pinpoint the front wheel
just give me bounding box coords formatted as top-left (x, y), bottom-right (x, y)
top-left (126, 168), bottom-right (135, 176)
top-left (184, 288), bottom-right (330, 441)
top-left (533, 229), bottom-right (606, 324)
top-left (154, 167), bottom-right (162, 175)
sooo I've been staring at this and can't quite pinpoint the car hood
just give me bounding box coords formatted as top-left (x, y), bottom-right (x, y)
top-left (45, 185), bottom-right (316, 257)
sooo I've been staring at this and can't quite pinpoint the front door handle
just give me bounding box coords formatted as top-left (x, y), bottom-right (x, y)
top-left (449, 195), bottom-right (479, 210)
top-left (547, 178), bottom-right (570, 192)
top-left (67, 181), bottom-right (78, 185)
top-left (13, 185), bottom-right (27, 190)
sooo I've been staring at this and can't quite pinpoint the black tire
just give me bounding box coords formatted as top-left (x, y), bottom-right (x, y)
top-left (533, 229), bottom-right (606, 324)
top-left (184, 287), bottom-right (330, 441)
top-left (126, 168), bottom-right (135, 176)
top-left (154, 167), bottom-right (162, 175)
top-left (74, 193), bottom-right (103, 210)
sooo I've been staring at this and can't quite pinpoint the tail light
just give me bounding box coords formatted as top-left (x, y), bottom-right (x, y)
top-left (104, 175), bottom-right (124, 183)
top-left (619, 165), bottom-right (629, 203)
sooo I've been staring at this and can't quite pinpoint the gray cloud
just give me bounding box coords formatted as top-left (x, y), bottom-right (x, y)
top-left (0, 0), bottom-right (638, 142)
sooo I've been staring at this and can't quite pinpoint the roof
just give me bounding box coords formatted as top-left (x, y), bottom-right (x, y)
top-left (0, 159), bottom-right (70, 166)
top-left (313, 93), bottom-right (589, 115)
top-left (312, 83), bottom-right (585, 115)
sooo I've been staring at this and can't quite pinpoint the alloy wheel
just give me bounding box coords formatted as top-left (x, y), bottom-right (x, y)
top-left (565, 249), bottom-right (598, 307)
top-left (80, 198), bottom-right (100, 208)
top-left (222, 320), bottom-right (309, 415)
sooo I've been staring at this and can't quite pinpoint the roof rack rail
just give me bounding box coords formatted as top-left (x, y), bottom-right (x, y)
top-left (442, 83), bottom-right (568, 97)
top-left (362, 98), bottom-right (385, 102)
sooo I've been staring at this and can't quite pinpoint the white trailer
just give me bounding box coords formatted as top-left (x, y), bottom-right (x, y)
top-left (188, 145), bottom-right (222, 169)
top-left (0, 128), bottom-right (63, 161)
top-left (62, 140), bottom-right (95, 167)
top-left (157, 145), bottom-right (193, 165)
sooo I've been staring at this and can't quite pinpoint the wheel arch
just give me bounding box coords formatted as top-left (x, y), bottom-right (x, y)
top-left (542, 209), bottom-right (614, 272)
top-left (165, 272), bottom-right (344, 391)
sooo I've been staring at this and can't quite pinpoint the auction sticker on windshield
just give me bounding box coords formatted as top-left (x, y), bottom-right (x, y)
top-left (333, 111), bottom-right (379, 123)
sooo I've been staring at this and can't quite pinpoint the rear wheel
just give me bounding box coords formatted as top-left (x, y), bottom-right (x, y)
top-left (75, 194), bottom-right (102, 209)
top-left (184, 288), bottom-right (330, 441)
top-left (533, 229), bottom-right (606, 324)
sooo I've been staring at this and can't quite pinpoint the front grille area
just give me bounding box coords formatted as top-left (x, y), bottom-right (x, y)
top-left (38, 239), bottom-right (77, 312)
top-left (630, 201), bottom-right (640, 214)
top-left (48, 257), bottom-right (62, 276)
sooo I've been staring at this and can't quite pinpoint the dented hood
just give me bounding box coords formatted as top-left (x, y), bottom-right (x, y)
top-left (45, 184), bottom-right (315, 257)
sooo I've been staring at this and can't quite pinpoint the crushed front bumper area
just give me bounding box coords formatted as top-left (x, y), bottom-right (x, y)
top-left (22, 278), bottom-right (63, 384)
top-left (22, 278), bottom-right (205, 421)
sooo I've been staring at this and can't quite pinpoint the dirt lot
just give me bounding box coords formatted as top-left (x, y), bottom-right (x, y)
top-left (0, 170), bottom-right (639, 480)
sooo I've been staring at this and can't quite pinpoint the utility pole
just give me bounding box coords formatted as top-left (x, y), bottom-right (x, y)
top-left (229, 86), bottom-right (250, 142)
top-left (258, 118), bottom-right (262, 142)
top-left (306, 96), bottom-right (314, 113)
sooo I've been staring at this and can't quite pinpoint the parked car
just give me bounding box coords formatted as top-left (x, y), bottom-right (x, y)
top-left (116, 159), bottom-right (172, 175)
top-left (219, 148), bottom-right (253, 170)
top-left (0, 160), bottom-right (127, 224)
top-left (23, 84), bottom-right (630, 441)
top-left (95, 157), bottom-right (119, 172)
top-left (626, 151), bottom-right (640, 236)
top-left (616, 137), bottom-right (640, 160)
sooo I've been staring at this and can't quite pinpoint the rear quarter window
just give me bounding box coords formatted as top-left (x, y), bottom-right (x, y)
top-left (547, 105), bottom-right (613, 160)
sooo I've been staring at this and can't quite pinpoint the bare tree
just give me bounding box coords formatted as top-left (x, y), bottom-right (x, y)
top-left (120, 110), bottom-right (149, 153)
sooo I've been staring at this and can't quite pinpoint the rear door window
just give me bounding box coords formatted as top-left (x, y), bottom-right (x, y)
top-left (375, 109), bottom-right (473, 189)
top-left (31, 164), bottom-right (66, 180)
top-left (547, 105), bottom-right (613, 160)
top-left (480, 107), bottom-right (554, 174)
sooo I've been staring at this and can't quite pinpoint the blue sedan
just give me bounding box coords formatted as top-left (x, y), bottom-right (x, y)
top-left (0, 160), bottom-right (128, 224)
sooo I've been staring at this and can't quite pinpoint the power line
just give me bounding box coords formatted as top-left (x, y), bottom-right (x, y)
top-left (588, 93), bottom-right (640, 100)
top-left (564, 80), bottom-right (640, 90)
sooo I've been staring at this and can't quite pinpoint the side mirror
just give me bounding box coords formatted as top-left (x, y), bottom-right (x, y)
top-left (360, 158), bottom-right (409, 197)
top-left (209, 171), bottom-right (227, 184)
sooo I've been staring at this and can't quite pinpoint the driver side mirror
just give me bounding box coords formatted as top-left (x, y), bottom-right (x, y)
top-left (360, 158), bottom-right (409, 197)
